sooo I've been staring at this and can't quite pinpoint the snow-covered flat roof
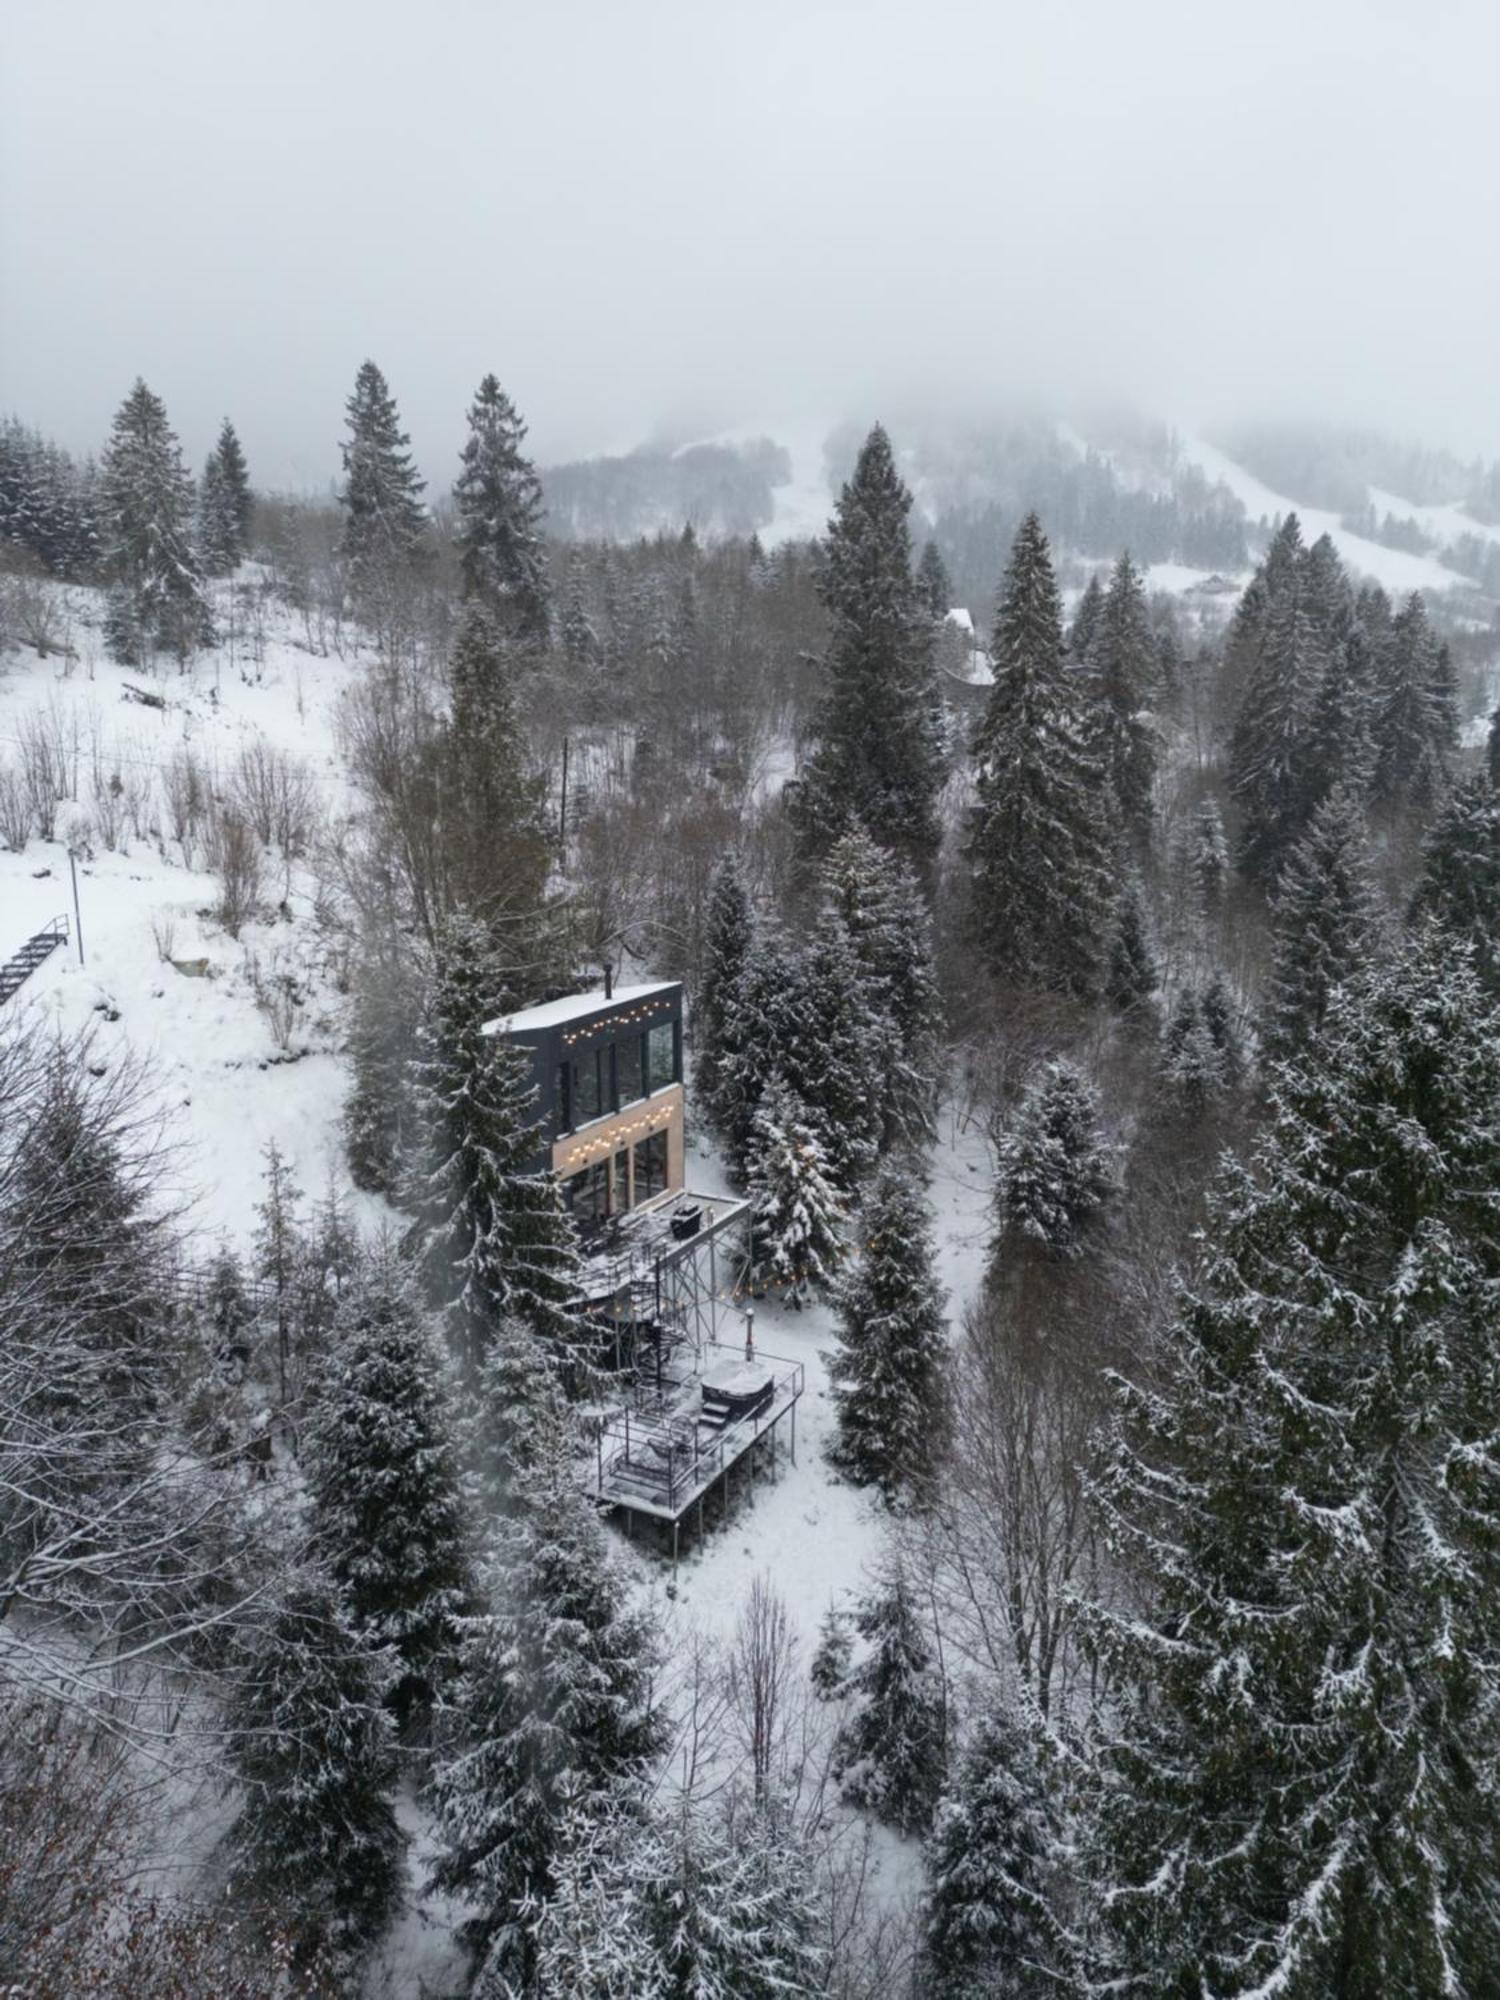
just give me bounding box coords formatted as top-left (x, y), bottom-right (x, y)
top-left (483, 981), bottom-right (679, 1037)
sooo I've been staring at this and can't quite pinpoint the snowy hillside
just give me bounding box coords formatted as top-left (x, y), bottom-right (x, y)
top-left (1175, 434), bottom-right (1473, 594)
top-left (0, 579), bottom-right (381, 1246)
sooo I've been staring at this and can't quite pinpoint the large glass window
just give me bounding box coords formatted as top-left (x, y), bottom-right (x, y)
top-left (616, 1032), bottom-right (644, 1107)
top-left (554, 1061), bottom-right (571, 1133)
top-left (567, 1159), bottom-right (611, 1228)
top-left (573, 1048), bottom-right (603, 1123)
top-left (647, 1020), bottom-right (678, 1093)
top-left (613, 1148), bottom-right (630, 1214)
top-left (633, 1128), bottom-right (669, 1202)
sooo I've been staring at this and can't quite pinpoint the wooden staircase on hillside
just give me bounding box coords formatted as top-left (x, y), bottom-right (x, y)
top-left (0, 915), bottom-right (70, 1005)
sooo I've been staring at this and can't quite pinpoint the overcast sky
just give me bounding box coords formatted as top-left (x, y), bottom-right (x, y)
top-left (2, 0), bottom-right (1495, 488)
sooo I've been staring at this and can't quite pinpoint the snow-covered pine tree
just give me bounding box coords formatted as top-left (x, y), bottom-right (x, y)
top-left (994, 1059), bottom-right (1116, 1263)
top-left (1228, 514), bottom-right (1320, 884)
top-left (1189, 796), bottom-right (1229, 919)
top-left (826, 1167), bottom-right (950, 1502)
top-left (833, 1567), bottom-right (948, 1834)
top-left (344, 941), bottom-right (419, 1195)
top-left (776, 909), bottom-right (890, 1194)
top-left (711, 922), bottom-right (800, 1182)
top-left (821, 827), bottom-right (942, 1151)
top-left (917, 536), bottom-right (953, 620)
top-left (924, 1705), bottom-right (1062, 1997)
top-left (529, 1786), bottom-right (824, 2000)
top-left (1068, 572), bottom-right (1105, 664)
top-left (339, 359), bottom-right (427, 617)
top-left (695, 850), bottom-right (756, 1134)
top-left (1090, 551), bottom-right (1158, 838)
top-left (1158, 986), bottom-right (1233, 1113)
top-left (1083, 931), bottom-right (1500, 1993)
top-left (745, 1082), bottom-right (847, 1306)
top-left (1410, 772), bottom-right (1500, 988)
top-left (403, 913), bottom-right (590, 1389)
top-left (1261, 784), bottom-right (1381, 1061)
top-left (1302, 617), bottom-right (1377, 810)
top-left (205, 1238), bottom-right (253, 1382)
top-left (439, 601), bottom-right (554, 943)
top-left (225, 1573), bottom-right (405, 1973)
top-left (470, 1310), bottom-right (573, 1515)
top-left (968, 512), bottom-right (1115, 999)
top-left (810, 1602), bottom-right (853, 1701)
top-left (791, 424), bottom-right (946, 868)
top-left (303, 1254), bottom-right (472, 1728)
top-left (98, 378), bottom-right (212, 664)
top-left (1371, 591), bottom-right (1457, 813)
top-left (1104, 876), bottom-right (1158, 1018)
top-left (1488, 705), bottom-right (1500, 789)
top-left (453, 372), bottom-right (550, 645)
top-left (428, 1426), bottom-right (665, 1992)
top-left (197, 418), bottom-right (251, 576)
top-left (6, 1040), bottom-right (173, 1519)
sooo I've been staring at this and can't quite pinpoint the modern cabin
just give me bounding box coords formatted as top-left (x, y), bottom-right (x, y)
top-left (486, 975), bottom-right (803, 1563)
top-left (483, 979), bottom-right (685, 1229)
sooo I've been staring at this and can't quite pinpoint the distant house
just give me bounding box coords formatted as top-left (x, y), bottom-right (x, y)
top-left (484, 979), bottom-right (685, 1229)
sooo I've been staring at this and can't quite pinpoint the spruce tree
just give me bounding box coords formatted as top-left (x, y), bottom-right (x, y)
top-left (1189, 797), bottom-right (1229, 920)
top-left (917, 536), bottom-right (953, 620)
top-left (1069, 572), bottom-right (1105, 664)
top-left (428, 1429), bottom-right (664, 1991)
top-left (1158, 986), bottom-right (1235, 1114)
top-left (969, 513), bottom-right (1114, 999)
top-left (1410, 773), bottom-right (1500, 988)
top-left (1091, 551), bottom-right (1159, 837)
top-left (1303, 618), bottom-right (1377, 810)
top-left (198, 418), bottom-right (251, 576)
top-left (532, 1788), bottom-right (824, 2000)
top-left (1262, 785), bottom-right (1381, 1061)
top-left (775, 909), bottom-right (891, 1194)
top-left (792, 424), bottom-right (945, 867)
top-left (711, 924), bottom-right (799, 1182)
top-left (1228, 515), bottom-right (1319, 884)
top-left (1371, 592), bottom-right (1456, 812)
top-left (225, 1574), bottom-right (405, 1973)
top-left (826, 1167), bottom-right (950, 1502)
top-left (925, 1707), bottom-right (1061, 1997)
top-left (339, 359), bottom-right (427, 615)
top-left (745, 1083), bottom-right (847, 1305)
top-left (1104, 877), bottom-right (1158, 1017)
top-left (403, 914), bottom-right (589, 1388)
top-left (833, 1568), bottom-right (948, 1834)
top-left (453, 372), bottom-right (550, 644)
top-left (345, 942), bottom-right (418, 1195)
top-left (439, 601), bottom-right (553, 939)
top-left (695, 850), bottom-right (755, 1134)
top-left (994, 1059), bottom-right (1117, 1263)
top-left (821, 827), bottom-right (942, 1150)
top-left (98, 378), bottom-right (212, 663)
top-left (1084, 934), bottom-right (1500, 1994)
top-left (304, 1256), bottom-right (473, 1728)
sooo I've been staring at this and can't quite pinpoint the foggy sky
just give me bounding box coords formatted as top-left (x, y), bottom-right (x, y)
top-left (3, 0), bottom-right (1496, 488)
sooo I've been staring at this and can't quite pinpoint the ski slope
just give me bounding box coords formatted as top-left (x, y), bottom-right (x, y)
top-left (1177, 436), bottom-right (1472, 595)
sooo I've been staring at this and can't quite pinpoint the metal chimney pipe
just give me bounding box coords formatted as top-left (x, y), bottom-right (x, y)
top-left (603, 958), bottom-right (614, 1000)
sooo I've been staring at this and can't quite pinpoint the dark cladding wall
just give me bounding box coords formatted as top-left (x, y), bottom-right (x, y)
top-left (498, 986), bottom-right (684, 1174)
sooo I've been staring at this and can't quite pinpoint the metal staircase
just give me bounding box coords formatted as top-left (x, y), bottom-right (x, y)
top-left (0, 915), bottom-right (69, 1005)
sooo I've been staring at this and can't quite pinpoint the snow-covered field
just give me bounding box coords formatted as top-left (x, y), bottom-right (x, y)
top-left (0, 585), bottom-right (383, 1244)
top-left (1176, 435), bottom-right (1473, 595)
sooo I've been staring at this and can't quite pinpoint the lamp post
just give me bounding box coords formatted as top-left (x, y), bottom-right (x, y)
top-left (68, 845), bottom-right (85, 967)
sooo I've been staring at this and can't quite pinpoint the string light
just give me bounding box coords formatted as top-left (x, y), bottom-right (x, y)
top-left (559, 1000), bottom-right (677, 1050)
top-left (561, 1100), bottom-right (676, 1169)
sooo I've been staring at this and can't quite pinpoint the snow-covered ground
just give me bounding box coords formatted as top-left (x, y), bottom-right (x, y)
top-left (1176, 435), bottom-right (1473, 595)
top-left (0, 583), bottom-right (383, 1245)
